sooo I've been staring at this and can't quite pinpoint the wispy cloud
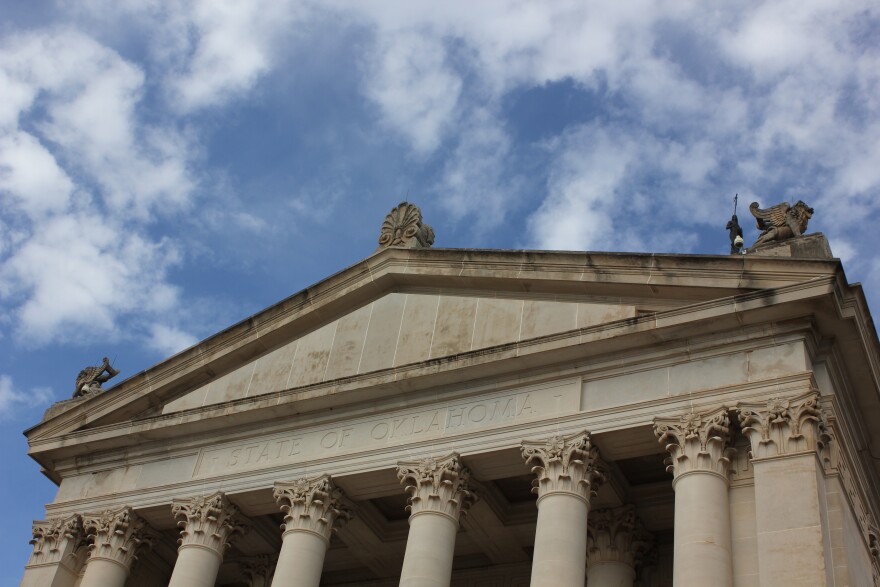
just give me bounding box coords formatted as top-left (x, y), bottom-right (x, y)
top-left (0, 374), bottom-right (53, 419)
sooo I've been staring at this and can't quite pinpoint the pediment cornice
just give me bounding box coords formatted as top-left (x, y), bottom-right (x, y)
top-left (25, 248), bottom-right (844, 447)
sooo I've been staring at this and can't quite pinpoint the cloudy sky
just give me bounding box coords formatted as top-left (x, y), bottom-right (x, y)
top-left (2, 0), bottom-right (879, 579)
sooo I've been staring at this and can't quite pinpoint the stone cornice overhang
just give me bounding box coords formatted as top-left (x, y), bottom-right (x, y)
top-left (27, 273), bottom-right (870, 473)
top-left (25, 249), bottom-right (880, 470)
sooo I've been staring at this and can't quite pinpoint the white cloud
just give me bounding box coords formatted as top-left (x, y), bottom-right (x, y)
top-left (364, 30), bottom-right (463, 154)
top-left (0, 29), bottom-right (197, 347)
top-left (0, 374), bottom-right (54, 419)
top-left (147, 324), bottom-right (199, 357)
top-left (435, 109), bottom-right (512, 227)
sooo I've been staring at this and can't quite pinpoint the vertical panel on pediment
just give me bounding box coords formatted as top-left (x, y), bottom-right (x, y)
top-left (358, 293), bottom-right (407, 372)
top-left (324, 303), bottom-right (374, 380)
top-left (430, 296), bottom-right (479, 357)
top-left (521, 299), bottom-right (578, 339)
top-left (247, 339), bottom-right (299, 397)
top-left (577, 302), bottom-right (636, 328)
top-left (393, 294), bottom-right (440, 366)
top-left (288, 320), bottom-right (337, 387)
top-left (472, 298), bottom-right (523, 348)
top-left (203, 360), bottom-right (256, 405)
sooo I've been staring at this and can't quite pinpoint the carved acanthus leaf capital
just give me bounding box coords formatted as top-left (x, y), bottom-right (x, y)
top-left (273, 475), bottom-right (351, 541)
top-left (587, 505), bottom-right (654, 568)
top-left (377, 201), bottom-right (435, 249)
top-left (521, 431), bottom-right (605, 503)
top-left (653, 407), bottom-right (735, 479)
top-left (397, 452), bottom-right (476, 523)
top-left (240, 554), bottom-right (277, 587)
top-left (172, 491), bottom-right (248, 555)
top-left (83, 507), bottom-right (157, 570)
top-left (737, 392), bottom-right (831, 459)
top-left (28, 513), bottom-right (86, 568)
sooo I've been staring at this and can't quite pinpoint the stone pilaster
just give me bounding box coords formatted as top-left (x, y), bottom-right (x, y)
top-left (273, 474), bottom-right (352, 542)
top-left (79, 507), bottom-right (158, 587)
top-left (28, 514), bottom-right (86, 568)
top-left (271, 475), bottom-right (350, 587)
top-left (168, 492), bottom-right (247, 587)
top-left (653, 407), bottom-right (735, 481)
top-left (521, 430), bottom-right (605, 502)
top-left (521, 431), bottom-right (604, 587)
top-left (21, 514), bottom-right (88, 587)
top-left (653, 407), bottom-right (734, 587)
top-left (240, 554), bottom-right (276, 587)
top-left (737, 391), bottom-right (830, 459)
top-left (736, 392), bottom-right (835, 585)
top-left (397, 452), bottom-right (476, 587)
top-left (172, 491), bottom-right (247, 555)
top-left (587, 505), bottom-right (653, 570)
top-left (397, 452), bottom-right (476, 522)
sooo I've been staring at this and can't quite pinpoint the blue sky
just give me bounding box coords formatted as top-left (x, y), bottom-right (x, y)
top-left (1, 0), bottom-right (879, 580)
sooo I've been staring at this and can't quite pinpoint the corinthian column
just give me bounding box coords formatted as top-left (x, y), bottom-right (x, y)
top-left (270, 475), bottom-right (351, 587)
top-left (21, 514), bottom-right (87, 587)
top-left (654, 407), bottom-right (735, 587)
top-left (738, 392), bottom-right (833, 585)
top-left (79, 507), bottom-right (157, 587)
top-left (397, 453), bottom-right (476, 587)
top-left (521, 431), bottom-right (605, 587)
top-left (168, 492), bottom-right (248, 587)
top-left (586, 505), bottom-right (653, 587)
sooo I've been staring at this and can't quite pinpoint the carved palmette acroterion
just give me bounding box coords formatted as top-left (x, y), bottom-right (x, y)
top-left (377, 202), bottom-right (435, 249)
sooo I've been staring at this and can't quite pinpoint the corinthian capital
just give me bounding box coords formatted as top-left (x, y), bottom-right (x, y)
top-left (397, 452), bottom-right (476, 523)
top-left (240, 554), bottom-right (277, 587)
top-left (587, 505), bottom-right (653, 569)
top-left (737, 392), bottom-right (831, 459)
top-left (653, 407), bottom-right (735, 479)
top-left (83, 507), bottom-right (157, 570)
top-left (28, 513), bottom-right (86, 567)
top-left (172, 491), bottom-right (247, 556)
top-left (521, 431), bottom-right (605, 503)
top-left (273, 474), bottom-right (351, 542)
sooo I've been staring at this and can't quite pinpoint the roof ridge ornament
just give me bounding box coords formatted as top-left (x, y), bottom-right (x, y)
top-left (748, 199), bottom-right (814, 250)
top-left (377, 201), bottom-right (435, 250)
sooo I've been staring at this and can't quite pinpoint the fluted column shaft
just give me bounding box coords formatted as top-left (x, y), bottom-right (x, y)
top-left (168, 492), bottom-right (247, 587)
top-left (738, 392), bottom-right (834, 586)
top-left (271, 475), bottom-right (350, 587)
top-left (521, 431), bottom-right (604, 587)
top-left (586, 505), bottom-right (652, 587)
top-left (79, 507), bottom-right (157, 587)
top-left (654, 407), bottom-right (735, 587)
top-left (21, 514), bottom-right (86, 587)
top-left (398, 453), bottom-right (476, 587)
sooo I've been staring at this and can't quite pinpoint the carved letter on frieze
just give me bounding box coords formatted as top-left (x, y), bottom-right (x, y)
top-left (587, 505), bottom-right (654, 569)
top-left (521, 430), bottom-right (605, 503)
top-left (737, 392), bottom-right (831, 460)
top-left (28, 513), bottom-right (86, 568)
top-left (83, 507), bottom-right (158, 570)
top-left (172, 492), bottom-right (248, 557)
top-left (653, 407), bottom-right (735, 481)
top-left (273, 475), bottom-right (352, 542)
top-left (397, 452), bottom-right (476, 523)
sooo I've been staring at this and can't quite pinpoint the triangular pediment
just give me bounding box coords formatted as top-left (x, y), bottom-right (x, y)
top-left (160, 291), bottom-right (640, 415)
top-left (26, 246), bottom-right (842, 459)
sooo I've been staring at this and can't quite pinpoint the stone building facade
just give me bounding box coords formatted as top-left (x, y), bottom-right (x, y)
top-left (20, 233), bottom-right (880, 586)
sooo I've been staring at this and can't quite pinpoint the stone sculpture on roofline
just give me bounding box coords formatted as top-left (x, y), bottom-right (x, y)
top-left (377, 202), bottom-right (434, 250)
top-left (748, 199), bottom-right (814, 250)
top-left (72, 357), bottom-right (119, 398)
